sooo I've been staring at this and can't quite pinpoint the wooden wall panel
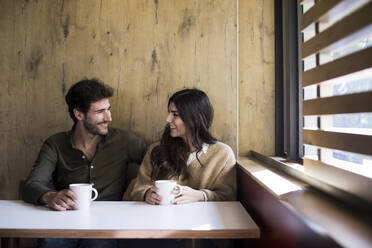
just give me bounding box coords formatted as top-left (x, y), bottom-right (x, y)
top-left (238, 0), bottom-right (275, 156)
top-left (0, 0), bottom-right (236, 200)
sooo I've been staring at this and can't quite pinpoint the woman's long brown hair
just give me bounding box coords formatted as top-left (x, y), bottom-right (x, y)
top-left (151, 89), bottom-right (216, 181)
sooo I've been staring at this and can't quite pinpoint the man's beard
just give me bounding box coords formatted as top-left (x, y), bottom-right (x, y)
top-left (82, 118), bottom-right (109, 136)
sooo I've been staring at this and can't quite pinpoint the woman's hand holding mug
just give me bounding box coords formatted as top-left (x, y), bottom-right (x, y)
top-left (145, 180), bottom-right (182, 205)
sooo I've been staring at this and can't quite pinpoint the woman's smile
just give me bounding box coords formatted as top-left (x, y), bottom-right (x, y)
top-left (166, 103), bottom-right (186, 139)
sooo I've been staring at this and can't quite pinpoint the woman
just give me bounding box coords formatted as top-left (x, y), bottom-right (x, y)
top-left (130, 88), bottom-right (236, 204)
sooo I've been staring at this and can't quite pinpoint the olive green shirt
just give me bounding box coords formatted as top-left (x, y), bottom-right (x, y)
top-left (23, 127), bottom-right (146, 204)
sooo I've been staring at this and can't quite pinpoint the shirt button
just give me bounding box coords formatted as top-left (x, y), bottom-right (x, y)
top-left (90, 165), bottom-right (94, 169)
top-left (82, 155), bottom-right (86, 159)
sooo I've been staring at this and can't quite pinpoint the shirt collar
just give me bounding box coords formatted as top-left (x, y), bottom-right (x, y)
top-left (187, 143), bottom-right (209, 166)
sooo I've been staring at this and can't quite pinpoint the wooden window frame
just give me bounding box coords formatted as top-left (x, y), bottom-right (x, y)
top-left (275, 0), bottom-right (372, 209)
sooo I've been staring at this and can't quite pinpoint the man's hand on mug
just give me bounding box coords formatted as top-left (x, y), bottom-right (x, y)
top-left (144, 186), bottom-right (161, 205)
top-left (41, 190), bottom-right (78, 211)
top-left (171, 186), bottom-right (204, 204)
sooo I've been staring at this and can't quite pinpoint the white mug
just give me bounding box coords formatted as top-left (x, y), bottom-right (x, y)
top-left (69, 183), bottom-right (98, 210)
top-left (155, 180), bottom-right (182, 205)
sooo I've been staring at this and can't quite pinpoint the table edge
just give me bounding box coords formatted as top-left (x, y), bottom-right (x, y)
top-left (0, 229), bottom-right (260, 239)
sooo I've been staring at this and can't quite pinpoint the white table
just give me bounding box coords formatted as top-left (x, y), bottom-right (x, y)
top-left (0, 200), bottom-right (259, 242)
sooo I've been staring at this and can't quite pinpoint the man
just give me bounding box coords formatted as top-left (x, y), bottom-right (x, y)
top-left (23, 78), bottom-right (147, 248)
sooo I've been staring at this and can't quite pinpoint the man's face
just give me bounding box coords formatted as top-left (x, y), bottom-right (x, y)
top-left (82, 98), bottom-right (112, 136)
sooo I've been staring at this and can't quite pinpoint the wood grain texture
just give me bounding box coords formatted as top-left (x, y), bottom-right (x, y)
top-left (303, 158), bottom-right (372, 205)
top-left (237, 164), bottom-right (342, 248)
top-left (0, 229), bottom-right (258, 239)
top-left (303, 46), bottom-right (372, 87)
top-left (303, 90), bottom-right (372, 115)
top-left (0, 0), bottom-right (236, 200)
top-left (238, 0), bottom-right (275, 156)
top-left (301, 0), bottom-right (342, 30)
top-left (302, 1), bottom-right (372, 58)
top-left (303, 129), bottom-right (372, 156)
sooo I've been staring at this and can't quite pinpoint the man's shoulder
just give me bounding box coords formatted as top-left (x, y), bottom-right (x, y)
top-left (108, 127), bottom-right (135, 138)
top-left (39, 131), bottom-right (72, 150)
top-left (107, 127), bottom-right (144, 145)
top-left (108, 126), bottom-right (126, 133)
top-left (45, 131), bottom-right (70, 143)
top-left (106, 127), bottom-right (147, 158)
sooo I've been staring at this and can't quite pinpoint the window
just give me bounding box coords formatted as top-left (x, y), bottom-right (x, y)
top-left (278, 0), bottom-right (372, 207)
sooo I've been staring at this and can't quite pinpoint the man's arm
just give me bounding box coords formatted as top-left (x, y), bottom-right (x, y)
top-left (22, 138), bottom-right (78, 210)
top-left (22, 139), bottom-right (58, 204)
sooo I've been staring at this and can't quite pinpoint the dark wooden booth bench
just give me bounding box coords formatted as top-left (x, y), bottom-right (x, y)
top-left (237, 156), bottom-right (372, 248)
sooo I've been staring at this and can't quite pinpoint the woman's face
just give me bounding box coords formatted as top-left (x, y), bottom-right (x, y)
top-left (166, 102), bottom-right (187, 140)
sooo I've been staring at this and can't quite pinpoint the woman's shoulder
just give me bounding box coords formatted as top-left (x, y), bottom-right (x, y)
top-left (209, 141), bottom-right (235, 156)
top-left (205, 141), bottom-right (236, 166)
top-left (210, 141), bottom-right (232, 150)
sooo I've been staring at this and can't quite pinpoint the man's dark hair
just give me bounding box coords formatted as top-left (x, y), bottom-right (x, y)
top-left (65, 78), bottom-right (113, 123)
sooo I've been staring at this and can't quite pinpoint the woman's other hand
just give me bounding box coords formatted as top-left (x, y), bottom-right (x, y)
top-left (171, 186), bottom-right (205, 204)
top-left (144, 186), bottom-right (161, 205)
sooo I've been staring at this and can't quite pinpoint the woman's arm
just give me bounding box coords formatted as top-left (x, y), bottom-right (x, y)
top-left (174, 143), bottom-right (237, 203)
top-left (201, 158), bottom-right (237, 201)
top-left (129, 146), bottom-right (154, 201)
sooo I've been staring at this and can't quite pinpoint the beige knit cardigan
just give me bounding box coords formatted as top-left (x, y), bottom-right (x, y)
top-left (130, 141), bottom-right (237, 201)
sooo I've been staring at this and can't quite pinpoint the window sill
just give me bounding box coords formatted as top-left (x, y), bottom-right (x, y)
top-left (237, 155), bottom-right (372, 248)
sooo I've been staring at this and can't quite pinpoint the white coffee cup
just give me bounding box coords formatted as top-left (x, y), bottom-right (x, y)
top-left (155, 180), bottom-right (182, 205)
top-left (69, 183), bottom-right (98, 210)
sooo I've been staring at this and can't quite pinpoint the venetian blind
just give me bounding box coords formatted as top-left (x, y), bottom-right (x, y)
top-left (300, 0), bottom-right (372, 204)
